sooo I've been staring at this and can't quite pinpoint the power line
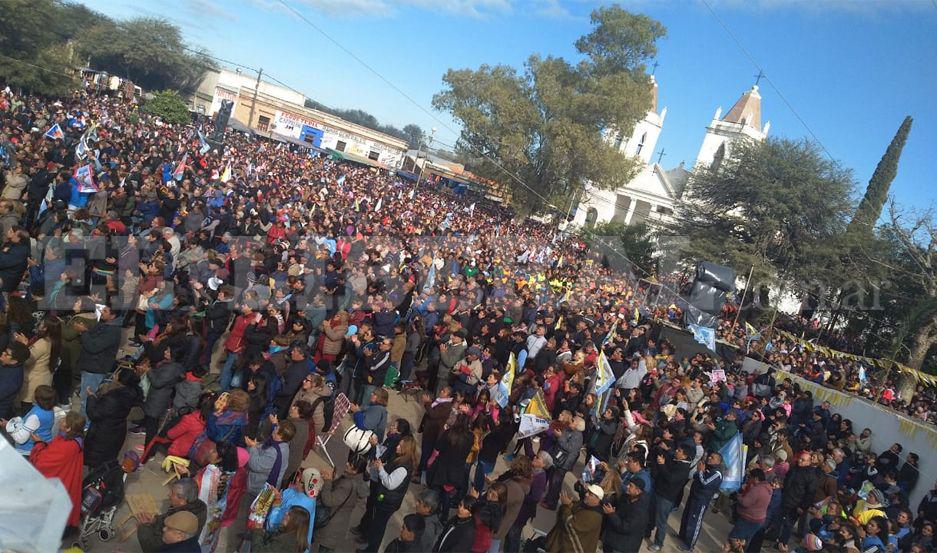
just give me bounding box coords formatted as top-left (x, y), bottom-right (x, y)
top-left (698, 0), bottom-right (835, 161)
top-left (0, 53), bottom-right (73, 78)
top-left (273, 0), bottom-right (677, 289)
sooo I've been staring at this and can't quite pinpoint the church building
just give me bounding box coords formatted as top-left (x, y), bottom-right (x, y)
top-left (573, 80), bottom-right (771, 229)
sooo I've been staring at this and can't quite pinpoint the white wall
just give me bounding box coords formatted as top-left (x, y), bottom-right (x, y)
top-left (743, 361), bottom-right (936, 508)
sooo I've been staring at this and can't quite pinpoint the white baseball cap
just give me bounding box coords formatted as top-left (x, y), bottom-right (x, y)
top-left (586, 484), bottom-right (605, 500)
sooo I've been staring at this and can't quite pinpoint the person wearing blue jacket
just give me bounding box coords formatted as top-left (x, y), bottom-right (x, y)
top-left (678, 451), bottom-right (724, 552)
top-left (0, 342), bottom-right (28, 418)
top-left (352, 387), bottom-right (389, 442)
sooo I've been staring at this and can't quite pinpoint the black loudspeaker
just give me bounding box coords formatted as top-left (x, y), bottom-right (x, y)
top-left (696, 261), bottom-right (736, 292)
top-left (688, 280), bottom-right (725, 314)
top-left (683, 260), bottom-right (736, 328)
top-left (206, 136), bottom-right (225, 155)
top-left (212, 100), bottom-right (233, 139)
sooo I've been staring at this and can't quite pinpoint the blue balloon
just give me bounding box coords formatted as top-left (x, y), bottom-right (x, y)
top-left (346, 325), bottom-right (358, 337)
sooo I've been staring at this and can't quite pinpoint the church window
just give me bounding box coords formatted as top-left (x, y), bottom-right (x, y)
top-left (711, 143), bottom-right (726, 171)
top-left (585, 208), bottom-right (599, 229)
top-left (613, 195), bottom-right (632, 224)
top-left (636, 132), bottom-right (647, 156)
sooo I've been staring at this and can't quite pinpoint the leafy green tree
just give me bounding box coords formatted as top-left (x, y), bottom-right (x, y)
top-left (78, 17), bottom-right (214, 93)
top-left (0, 0), bottom-right (77, 95)
top-left (144, 90), bottom-right (190, 125)
top-left (433, 5), bottom-right (664, 211)
top-left (847, 116), bottom-right (913, 236)
top-left (676, 137), bottom-right (855, 299)
top-left (402, 124), bottom-right (424, 149)
top-left (588, 221), bottom-right (658, 275)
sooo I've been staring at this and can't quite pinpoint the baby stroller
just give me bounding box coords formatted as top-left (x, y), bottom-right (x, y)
top-left (76, 460), bottom-right (127, 549)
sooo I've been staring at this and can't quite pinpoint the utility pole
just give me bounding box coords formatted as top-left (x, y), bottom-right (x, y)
top-left (413, 127), bottom-right (437, 195)
top-left (248, 67), bottom-right (263, 132)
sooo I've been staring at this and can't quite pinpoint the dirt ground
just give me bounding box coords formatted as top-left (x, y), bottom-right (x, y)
top-left (71, 388), bottom-right (731, 553)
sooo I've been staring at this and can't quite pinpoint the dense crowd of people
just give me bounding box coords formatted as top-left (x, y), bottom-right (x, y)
top-left (0, 82), bottom-right (935, 553)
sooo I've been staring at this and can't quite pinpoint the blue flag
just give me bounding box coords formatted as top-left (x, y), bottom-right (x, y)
top-left (688, 323), bottom-right (716, 352)
top-left (44, 124), bottom-right (64, 140)
top-left (423, 262), bottom-right (437, 294)
top-left (198, 131), bottom-right (211, 155)
top-left (719, 433), bottom-right (746, 492)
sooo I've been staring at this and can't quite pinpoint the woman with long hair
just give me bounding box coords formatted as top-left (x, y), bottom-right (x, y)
top-left (316, 310), bottom-right (349, 364)
top-left (189, 390), bottom-right (250, 465)
top-left (30, 411), bottom-right (86, 530)
top-left (16, 316), bottom-right (61, 412)
top-left (251, 505), bottom-right (311, 553)
top-left (429, 413), bottom-right (475, 521)
top-left (354, 435), bottom-right (417, 552)
top-left (85, 368), bottom-right (143, 466)
top-left (471, 482), bottom-right (506, 553)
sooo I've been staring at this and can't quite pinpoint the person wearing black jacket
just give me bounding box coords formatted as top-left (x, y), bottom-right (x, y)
top-left (776, 451), bottom-right (820, 551)
top-left (84, 369), bottom-right (143, 467)
top-left (76, 305), bottom-right (122, 414)
top-left (679, 451), bottom-right (724, 552)
top-left (198, 284), bottom-right (233, 368)
top-left (0, 227), bottom-right (29, 293)
top-left (433, 496), bottom-right (477, 553)
top-left (602, 478), bottom-right (651, 553)
top-left (274, 344), bottom-right (314, 418)
top-left (649, 444), bottom-right (693, 551)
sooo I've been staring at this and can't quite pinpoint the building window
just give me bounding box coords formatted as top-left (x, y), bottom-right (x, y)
top-left (631, 200), bottom-right (652, 225)
top-left (335, 141), bottom-right (346, 152)
top-left (196, 105), bottom-right (205, 115)
top-left (368, 150), bottom-right (380, 161)
top-left (613, 195), bottom-right (632, 224)
top-left (257, 115), bottom-right (271, 131)
top-left (711, 143), bottom-right (726, 171)
top-left (585, 208), bottom-right (599, 229)
top-left (657, 206), bottom-right (674, 217)
top-left (636, 132), bottom-right (647, 156)
top-left (613, 133), bottom-right (624, 150)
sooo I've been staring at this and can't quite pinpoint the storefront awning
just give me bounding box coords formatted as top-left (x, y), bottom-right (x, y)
top-left (328, 149), bottom-right (388, 169)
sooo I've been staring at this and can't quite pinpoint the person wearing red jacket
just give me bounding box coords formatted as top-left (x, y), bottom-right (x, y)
top-left (30, 411), bottom-right (86, 529)
top-left (729, 468), bottom-right (773, 550)
top-left (220, 302), bottom-right (259, 391)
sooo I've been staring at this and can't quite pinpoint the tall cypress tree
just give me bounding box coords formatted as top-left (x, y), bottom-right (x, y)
top-left (848, 116), bottom-right (913, 234)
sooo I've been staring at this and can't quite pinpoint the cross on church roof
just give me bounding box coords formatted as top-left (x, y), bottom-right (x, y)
top-left (754, 69), bottom-right (765, 87)
top-left (656, 148), bottom-right (666, 165)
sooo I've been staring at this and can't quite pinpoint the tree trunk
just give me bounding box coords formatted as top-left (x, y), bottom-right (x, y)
top-left (907, 317), bottom-right (937, 370)
top-left (897, 373), bottom-right (918, 405)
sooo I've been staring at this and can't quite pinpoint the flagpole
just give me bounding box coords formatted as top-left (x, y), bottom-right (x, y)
top-left (731, 265), bottom-right (755, 334)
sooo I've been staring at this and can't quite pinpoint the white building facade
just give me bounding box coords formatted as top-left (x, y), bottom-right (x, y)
top-left (573, 81), bottom-right (770, 229)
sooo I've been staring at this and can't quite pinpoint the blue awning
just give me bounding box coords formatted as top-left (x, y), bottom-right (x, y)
top-left (396, 170), bottom-right (418, 181)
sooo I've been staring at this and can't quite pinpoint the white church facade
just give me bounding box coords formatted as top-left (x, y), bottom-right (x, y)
top-left (573, 80), bottom-right (771, 229)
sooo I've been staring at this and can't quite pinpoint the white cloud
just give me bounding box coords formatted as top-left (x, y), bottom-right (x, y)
top-left (536, 0), bottom-right (576, 19)
top-left (708, 0), bottom-right (933, 14)
top-left (290, 0), bottom-right (511, 18)
top-left (184, 0), bottom-right (238, 21)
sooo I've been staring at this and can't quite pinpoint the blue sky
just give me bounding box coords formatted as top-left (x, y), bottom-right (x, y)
top-left (78, 0), bottom-right (936, 212)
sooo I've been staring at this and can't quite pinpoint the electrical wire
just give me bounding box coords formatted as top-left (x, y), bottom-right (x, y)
top-left (274, 0), bottom-right (689, 295)
top-left (698, 0), bottom-right (835, 162)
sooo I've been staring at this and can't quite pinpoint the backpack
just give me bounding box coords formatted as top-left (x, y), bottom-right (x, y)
top-left (311, 393), bottom-right (336, 434)
top-left (384, 364), bottom-right (400, 388)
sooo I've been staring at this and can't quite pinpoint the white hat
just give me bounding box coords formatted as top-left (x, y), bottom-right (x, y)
top-left (301, 467), bottom-right (323, 497)
top-left (586, 484), bottom-right (605, 500)
top-left (208, 277), bottom-right (223, 291)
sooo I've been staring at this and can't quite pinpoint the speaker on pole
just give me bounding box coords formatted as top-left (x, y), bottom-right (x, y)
top-left (683, 260), bottom-right (736, 328)
top-left (212, 99), bottom-right (233, 141)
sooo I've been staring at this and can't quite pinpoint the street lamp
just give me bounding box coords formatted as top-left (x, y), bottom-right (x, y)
top-left (413, 127), bottom-right (437, 195)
